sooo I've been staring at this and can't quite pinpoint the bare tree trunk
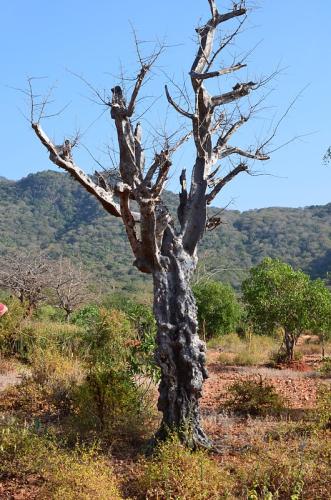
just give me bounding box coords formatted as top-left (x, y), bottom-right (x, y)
top-left (30, 0), bottom-right (273, 450)
top-left (284, 330), bottom-right (295, 362)
top-left (152, 236), bottom-right (210, 448)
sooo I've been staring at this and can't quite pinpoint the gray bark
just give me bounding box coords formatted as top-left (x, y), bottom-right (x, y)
top-left (153, 232), bottom-right (210, 448)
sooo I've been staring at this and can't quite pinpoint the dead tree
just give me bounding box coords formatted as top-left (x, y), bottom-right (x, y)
top-left (50, 257), bottom-right (92, 321)
top-left (0, 251), bottom-right (52, 316)
top-left (30, 0), bottom-right (272, 448)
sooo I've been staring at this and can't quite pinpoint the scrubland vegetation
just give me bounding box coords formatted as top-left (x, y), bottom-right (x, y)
top-left (0, 259), bottom-right (330, 498)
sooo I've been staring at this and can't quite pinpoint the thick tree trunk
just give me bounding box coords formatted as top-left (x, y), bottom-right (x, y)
top-left (152, 239), bottom-right (210, 449)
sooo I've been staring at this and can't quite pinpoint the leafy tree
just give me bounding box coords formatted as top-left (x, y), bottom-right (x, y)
top-left (306, 278), bottom-right (331, 357)
top-left (242, 258), bottom-right (311, 361)
top-left (193, 280), bottom-right (241, 339)
top-left (28, 1), bottom-right (276, 447)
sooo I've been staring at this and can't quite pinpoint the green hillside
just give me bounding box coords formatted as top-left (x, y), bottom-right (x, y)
top-left (1, 171), bottom-right (330, 292)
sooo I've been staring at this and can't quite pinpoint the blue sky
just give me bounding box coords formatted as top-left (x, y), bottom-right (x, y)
top-left (1, 0), bottom-right (330, 211)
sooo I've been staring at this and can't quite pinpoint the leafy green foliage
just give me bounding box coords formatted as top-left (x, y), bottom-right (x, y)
top-left (193, 280), bottom-right (241, 339)
top-left (306, 278), bottom-right (331, 343)
top-left (242, 258), bottom-right (331, 361)
top-left (69, 308), bottom-right (155, 442)
top-left (242, 258), bottom-right (310, 336)
top-left (103, 294), bottom-right (158, 380)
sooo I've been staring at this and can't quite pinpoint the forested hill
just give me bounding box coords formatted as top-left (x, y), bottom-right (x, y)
top-left (1, 171), bottom-right (330, 292)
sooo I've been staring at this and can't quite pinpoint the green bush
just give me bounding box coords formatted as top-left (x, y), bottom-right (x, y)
top-left (223, 377), bottom-right (286, 416)
top-left (68, 308), bottom-right (155, 443)
top-left (71, 304), bottom-right (100, 327)
top-left (34, 304), bottom-right (66, 323)
top-left (193, 280), bottom-right (241, 339)
top-left (103, 295), bottom-right (158, 380)
top-left (24, 320), bottom-right (84, 358)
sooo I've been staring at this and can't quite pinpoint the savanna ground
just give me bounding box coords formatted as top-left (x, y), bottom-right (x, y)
top-left (0, 306), bottom-right (330, 500)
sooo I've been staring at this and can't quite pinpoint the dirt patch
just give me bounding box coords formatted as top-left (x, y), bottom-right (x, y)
top-left (201, 349), bottom-right (327, 417)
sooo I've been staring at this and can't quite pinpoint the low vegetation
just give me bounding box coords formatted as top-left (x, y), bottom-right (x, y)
top-left (0, 260), bottom-right (330, 498)
top-left (0, 422), bottom-right (122, 499)
top-left (222, 376), bottom-right (286, 416)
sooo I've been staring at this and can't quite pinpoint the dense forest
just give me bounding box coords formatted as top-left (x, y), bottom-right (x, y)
top-left (1, 170), bottom-right (330, 292)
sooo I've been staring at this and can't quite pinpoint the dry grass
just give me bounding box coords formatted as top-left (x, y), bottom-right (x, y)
top-left (0, 422), bottom-right (122, 499)
top-left (216, 333), bottom-right (279, 366)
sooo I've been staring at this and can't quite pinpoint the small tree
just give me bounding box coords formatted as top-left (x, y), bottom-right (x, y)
top-left (242, 258), bottom-right (311, 362)
top-left (193, 280), bottom-right (241, 339)
top-left (50, 257), bottom-right (92, 321)
top-left (0, 251), bottom-right (52, 316)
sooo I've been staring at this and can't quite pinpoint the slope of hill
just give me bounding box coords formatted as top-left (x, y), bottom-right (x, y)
top-left (0, 171), bottom-right (330, 291)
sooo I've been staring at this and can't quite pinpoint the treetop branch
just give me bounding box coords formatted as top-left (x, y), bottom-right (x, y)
top-left (190, 63), bottom-right (246, 80)
top-left (165, 85), bottom-right (194, 119)
top-left (206, 162), bottom-right (249, 204)
top-left (212, 81), bottom-right (257, 106)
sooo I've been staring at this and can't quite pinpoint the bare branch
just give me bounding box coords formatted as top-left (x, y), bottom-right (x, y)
top-left (219, 145), bottom-right (270, 161)
top-left (190, 63), bottom-right (246, 80)
top-left (165, 85), bottom-right (194, 119)
top-left (127, 65), bottom-right (149, 117)
top-left (31, 122), bottom-right (123, 218)
top-left (212, 81), bottom-right (257, 106)
top-left (206, 162), bottom-right (249, 204)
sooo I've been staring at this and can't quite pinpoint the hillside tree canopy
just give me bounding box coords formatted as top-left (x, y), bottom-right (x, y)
top-left (28, 0), bottom-right (276, 448)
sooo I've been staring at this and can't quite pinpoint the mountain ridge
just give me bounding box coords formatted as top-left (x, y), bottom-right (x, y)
top-left (1, 170), bottom-right (330, 292)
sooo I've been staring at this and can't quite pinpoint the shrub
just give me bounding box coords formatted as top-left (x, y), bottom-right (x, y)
top-left (34, 304), bottom-right (66, 323)
top-left (135, 435), bottom-right (233, 499)
top-left (315, 384), bottom-right (331, 430)
top-left (222, 377), bottom-right (286, 416)
top-left (0, 422), bottom-right (122, 499)
top-left (193, 280), bottom-right (241, 339)
top-left (319, 357), bottom-right (331, 377)
top-left (0, 298), bottom-right (28, 356)
top-left (70, 367), bottom-right (154, 444)
top-left (68, 309), bottom-right (156, 443)
top-left (25, 320), bottom-right (84, 358)
top-left (103, 295), bottom-right (159, 380)
top-left (71, 304), bottom-right (100, 327)
top-left (30, 348), bottom-right (84, 407)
